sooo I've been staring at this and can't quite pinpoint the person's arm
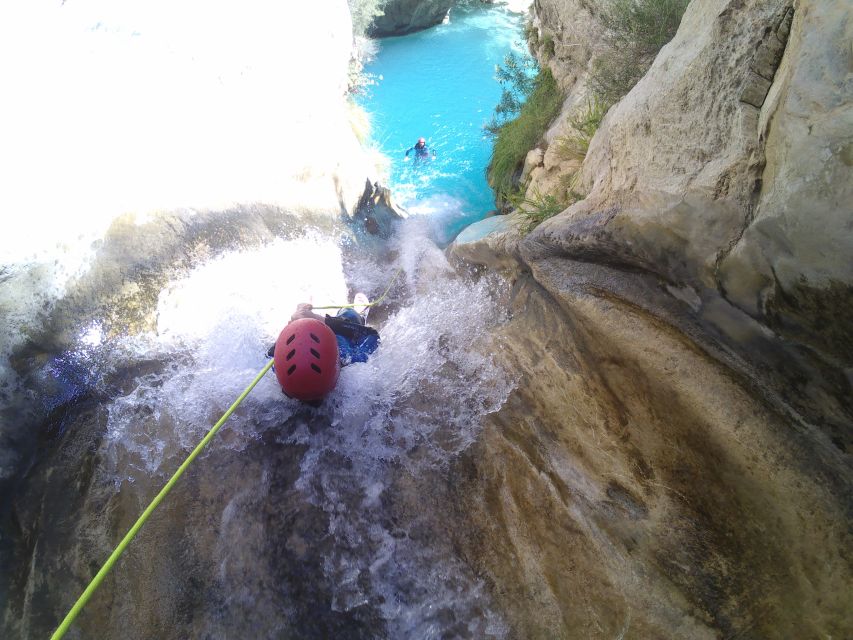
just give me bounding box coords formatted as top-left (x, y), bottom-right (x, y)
top-left (405, 147), bottom-right (413, 157)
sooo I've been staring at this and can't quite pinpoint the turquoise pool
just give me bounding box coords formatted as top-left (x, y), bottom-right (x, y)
top-left (358, 4), bottom-right (531, 244)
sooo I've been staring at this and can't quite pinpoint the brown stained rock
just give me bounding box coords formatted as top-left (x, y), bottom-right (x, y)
top-left (516, 0), bottom-right (853, 437)
top-left (443, 269), bottom-right (851, 639)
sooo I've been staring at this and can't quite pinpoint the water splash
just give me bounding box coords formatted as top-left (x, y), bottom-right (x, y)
top-left (1, 2), bottom-right (524, 634)
top-left (95, 222), bottom-right (515, 636)
top-left (0, 0), bottom-right (356, 265)
top-left (285, 225), bottom-right (514, 636)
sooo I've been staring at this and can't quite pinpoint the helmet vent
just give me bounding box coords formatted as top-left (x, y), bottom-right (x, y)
top-left (286, 349), bottom-right (296, 361)
top-left (310, 348), bottom-right (320, 359)
top-left (311, 363), bottom-right (322, 374)
top-left (286, 334), bottom-right (296, 345)
top-left (309, 332), bottom-right (320, 343)
top-left (286, 364), bottom-right (297, 376)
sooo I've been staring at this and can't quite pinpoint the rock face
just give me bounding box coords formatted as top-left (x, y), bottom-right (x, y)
top-left (717, 2), bottom-right (853, 365)
top-left (450, 0), bottom-right (852, 636)
top-left (352, 179), bottom-right (408, 238)
top-left (445, 267), bottom-right (850, 639)
top-left (533, 0), bottom-right (853, 441)
top-left (521, 0), bottom-right (609, 206)
top-left (368, 0), bottom-right (454, 37)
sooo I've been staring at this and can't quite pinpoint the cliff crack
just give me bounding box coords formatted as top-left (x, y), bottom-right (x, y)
top-left (715, 4), bottom-right (795, 294)
top-left (739, 5), bottom-right (794, 108)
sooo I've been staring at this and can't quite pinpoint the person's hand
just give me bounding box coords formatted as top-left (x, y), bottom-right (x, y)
top-left (290, 303), bottom-right (318, 322)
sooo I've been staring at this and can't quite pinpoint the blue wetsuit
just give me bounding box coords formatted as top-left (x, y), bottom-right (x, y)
top-left (405, 142), bottom-right (431, 159)
top-left (267, 311), bottom-right (380, 368)
top-left (324, 312), bottom-right (380, 366)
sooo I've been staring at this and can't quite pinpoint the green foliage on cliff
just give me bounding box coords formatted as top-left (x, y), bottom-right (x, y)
top-left (509, 189), bottom-right (565, 233)
top-left (487, 67), bottom-right (563, 200)
top-left (540, 34), bottom-right (556, 61)
top-left (604, 0), bottom-right (689, 54)
top-left (590, 0), bottom-right (689, 103)
top-left (509, 170), bottom-right (585, 233)
top-left (555, 96), bottom-right (610, 160)
top-left (485, 51), bottom-right (537, 135)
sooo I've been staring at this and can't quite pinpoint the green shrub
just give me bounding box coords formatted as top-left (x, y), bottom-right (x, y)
top-left (589, 54), bottom-right (648, 105)
top-left (557, 171), bottom-right (586, 204)
top-left (554, 96), bottom-right (610, 160)
top-left (507, 189), bottom-right (565, 233)
top-left (524, 20), bottom-right (539, 48)
top-left (591, 0), bottom-right (689, 103)
top-left (602, 0), bottom-right (690, 55)
top-left (487, 67), bottom-right (563, 200)
top-left (540, 33), bottom-right (556, 61)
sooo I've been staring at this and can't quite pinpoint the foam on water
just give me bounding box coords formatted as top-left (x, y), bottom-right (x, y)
top-left (98, 222), bottom-right (515, 635)
top-left (284, 226), bottom-right (514, 636)
top-left (103, 234), bottom-right (349, 478)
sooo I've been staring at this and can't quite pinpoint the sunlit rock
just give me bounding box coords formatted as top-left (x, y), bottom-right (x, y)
top-left (448, 213), bottom-right (524, 272)
top-left (717, 1), bottom-right (853, 359)
top-left (368, 0), bottom-right (454, 37)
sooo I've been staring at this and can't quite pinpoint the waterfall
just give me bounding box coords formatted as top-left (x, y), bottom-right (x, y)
top-left (0, 2), bottom-right (527, 637)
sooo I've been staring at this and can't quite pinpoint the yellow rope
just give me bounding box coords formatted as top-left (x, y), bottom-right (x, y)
top-left (312, 266), bottom-right (403, 311)
top-left (51, 359), bottom-right (274, 640)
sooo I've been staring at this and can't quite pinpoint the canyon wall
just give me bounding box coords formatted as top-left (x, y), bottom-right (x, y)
top-left (450, 0), bottom-right (852, 636)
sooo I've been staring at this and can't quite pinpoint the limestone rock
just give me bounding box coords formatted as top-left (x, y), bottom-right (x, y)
top-left (522, 0), bottom-right (610, 206)
top-left (718, 1), bottom-right (853, 362)
top-left (448, 213), bottom-right (525, 271)
top-left (524, 0), bottom-right (852, 436)
top-left (519, 147), bottom-right (544, 185)
top-left (448, 267), bottom-right (851, 639)
top-left (527, 0), bottom-right (606, 94)
top-left (451, 0), bottom-right (852, 636)
top-left (368, 0), bottom-right (453, 37)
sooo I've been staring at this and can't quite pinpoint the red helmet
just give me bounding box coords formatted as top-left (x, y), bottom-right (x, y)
top-left (274, 318), bottom-right (340, 402)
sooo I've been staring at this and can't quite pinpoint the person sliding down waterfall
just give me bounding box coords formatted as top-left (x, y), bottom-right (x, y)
top-left (405, 137), bottom-right (436, 162)
top-left (269, 293), bottom-right (380, 403)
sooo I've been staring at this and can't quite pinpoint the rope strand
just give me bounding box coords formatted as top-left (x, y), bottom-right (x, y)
top-left (312, 267), bottom-right (403, 310)
top-left (50, 359), bottom-right (274, 640)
